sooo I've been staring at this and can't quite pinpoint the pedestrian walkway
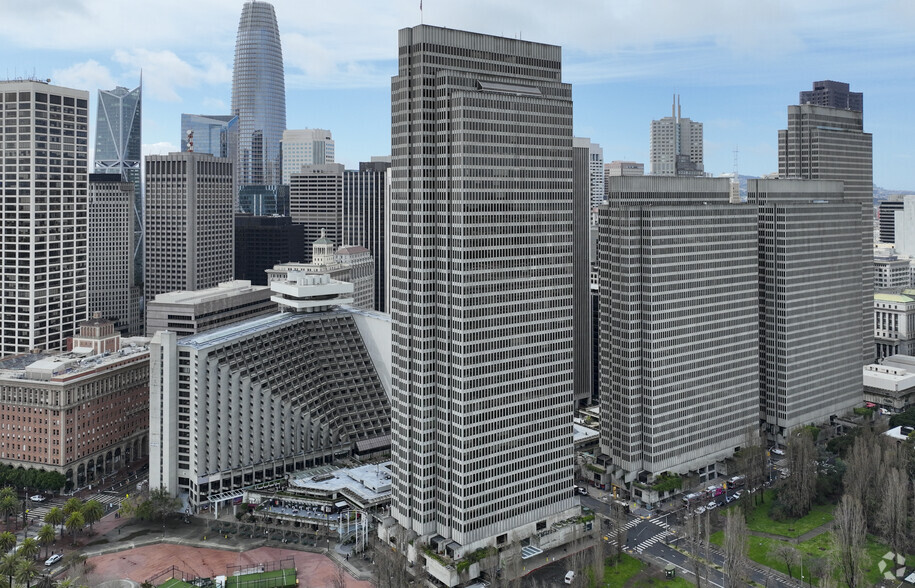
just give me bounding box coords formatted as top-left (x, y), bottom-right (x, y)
top-left (634, 531), bottom-right (670, 553)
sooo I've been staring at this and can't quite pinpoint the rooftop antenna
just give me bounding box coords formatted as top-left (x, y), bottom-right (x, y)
top-left (733, 145), bottom-right (739, 177)
top-left (420, 0), bottom-right (423, 24)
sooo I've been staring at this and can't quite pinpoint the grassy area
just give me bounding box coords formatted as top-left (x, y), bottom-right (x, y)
top-left (739, 490), bottom-right (835, 538)
top-left (225, 568), bottom-right (298, 588)
top-left (603, 553), bottom-right (644, 588)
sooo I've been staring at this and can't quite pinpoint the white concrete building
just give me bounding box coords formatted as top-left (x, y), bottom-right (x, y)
top-left (649, 96), bottom-right (703, 176)
top-left (0, 80), bottom-right (89, 354)
top-left (864, 355), bottom-right (915, 410)
top-left (588, 141), bottom-right (604, 208)
top-left (145, 280), bottom-right (275, 337)
top-left (875, 256), bottom-right (911, 292)
top-left (874, 292), bottom-right (915, 359)
top-left (281, 129), bottom-right (334, 185)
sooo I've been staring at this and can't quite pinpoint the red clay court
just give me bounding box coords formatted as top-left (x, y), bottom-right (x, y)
top-left (87, 544), bottom-right (372, 587)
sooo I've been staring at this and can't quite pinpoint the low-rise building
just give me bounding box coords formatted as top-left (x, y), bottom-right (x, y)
top-left (875, 256), bottom-right (911, 292)
top-left (146, 280), bottom-right (276, 337)
top-left (864, 355), bottom-right (915, 411)
top-left (874, 293), bottom-right (915, 359)
top-left (0, 318), bottom-right (149, 490)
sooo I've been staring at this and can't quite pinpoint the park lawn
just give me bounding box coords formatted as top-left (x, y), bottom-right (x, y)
top-left (712, 531), bottom-right (804, 580)
top-left (603, 553), bottom-right (644, 588)
top-left (740, 490), bottom-right (835, 538)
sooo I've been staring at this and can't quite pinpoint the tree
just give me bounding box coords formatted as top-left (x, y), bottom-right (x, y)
top-left (723, 510), bottom-right (748, 587)
top-left (843, 430), bottom-right (882, 530)
top-left (37, 525), bottom-right (54, 560)
top-left (61, 499), bottom-right (82, 519)
top-left (834, 494), bottom-right (866, 588)
top-left (35, 575), bottom-right (56, 588)
top-left (15, 557), bottom-right (39, 588)
top-left (370, 530), bottom-right (411, 588)
top-left (736, 427), bottom-right (768, 505)
top-left (771, 544), bottom-right (801, 580)
top-left (0, 496), bottom-right (16, 529)
top-left (64, 512), bottom-right (84, 539)
top-left (80, 501), bottom-right (103, 533)
top-left (806, 556), bottom-right (837, 588)
top-left (877, 467), bottom-right (907, 555)
top-left (43, 508), bottom-right (64, 541)
top-left (0, 532), bottom-right (15, 555)
top-left (0, 553), bottom-right (20, 588)
top-left (780, 428), bottom-right (817, 518)
top-left (609, 502), bottom-right (627, 564)
top-left (18, 537), bottom-right (39, 562)
top-left (135, 487), bottom-right (181, 522)
top-left (683, 511), bottom-right (706, 588)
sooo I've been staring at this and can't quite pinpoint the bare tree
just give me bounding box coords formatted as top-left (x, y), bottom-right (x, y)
top-left (590, 528), bottom-right (606, 586)
top-left (806, 556), bottom-right (837, 588)
top-left (878, 467), bottom-right (908, 555)
top-left (834, 494), bottom-right (866, 588)
top-left (371, 530), bottom-right (411, 588)
top-left (723, 509), bottom-right (748, 587)
top-left (609, 502), bottom-right (627, 564)
top-left (781, 428), bottom-right (817, 518)
top-left (502, 539), bottom-right (523, 588)
top-left (771, 544), bottom-right (801, 580)
top-left (683, 511), bottom-right (705, 588)
top-left (737, 427), bottom-right (768, 505)
top-left (843, 430), bottom-right (882, 530)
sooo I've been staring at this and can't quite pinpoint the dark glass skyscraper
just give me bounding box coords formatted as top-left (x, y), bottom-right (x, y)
top-left (231, 1), bottom-right (286, 187)
top-left (95, 84), bottom-right (142, 331)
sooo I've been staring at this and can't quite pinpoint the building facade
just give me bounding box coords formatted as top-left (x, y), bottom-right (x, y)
top-left (598, 177), bottom-right (758, 487)
top-left (180, 114), bottom-right (237, 158)
top-left (874, 292), bottom-right (915, 360)
top-left (289, 164), bottom-right (345, 261)
top-left (231, 0), bottom-right (286, 187)
top-left (587, 141), bottom-right (604, 208)
top-left (800, 80), bottom-right (863, 111)
top-left (0, 80), bottom-right (89, 354)
top-left (778, 85), bottom-right (873, 363)
top-left (88, 174), bottom-right (137, 334)
top-left (878, 197), bottom-right (904, 244)
top-left (235, 214), bottom-right (304, 285)
top-left (144, 152), bottom-right (234, 299)
top-left (343, 161), bottom-right (390, 312)
top-left (874, 256), bottom-right (911, 292)
top-left (237, 185), bottom-right (289, 216)
top-left (281, 129), bottom-right (334, 185)
top-left (146, 280), bottom-right (275, 337)
top-left (0, 318), bottom-right (148, 489)
top-left (649, 96), bottom-right (703, 176)
top-left (572, 139), bottom-right (593, 408)
top-left (388, 25), bottom-right (579, 558)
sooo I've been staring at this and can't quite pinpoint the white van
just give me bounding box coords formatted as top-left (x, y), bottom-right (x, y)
top-left (564, 570), bottom-right (575, 584)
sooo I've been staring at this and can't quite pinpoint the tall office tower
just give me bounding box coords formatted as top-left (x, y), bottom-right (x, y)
top-left (234, 214), bottom-right (304, 285)
top-left (231, 0), bottom-right (286, 187)
top-left (144, 152), bottom-right (234, 300)
top-left (95, 85), bottom-right (143, 304)
top-left (88, 174), bottom-right (136, 334)
top-left (0, 81), bottom-right (89, 354)
top-left (343, 160), bottom-right (390, 312)
top-left (800, 80), bottom-right (863, 111)
top-left (779, 81), bottom-right (873, 362)
top-left (180, 114), bottom-right (238, 157)
top-left (597, 177), bottom-right (758, 488)
top-left (289, 163), bottom-right (344, 260)
top-left (572, 139), bottom-right (593, 407)
top-left (587, 141), bottom-right (604, 208)
top-left (237, 185), bottom-right (289, 216)
top-left (878, 196), bottom-right (905, 244)
top-left (649, 95), bottom-right (704, 176)
top-left (281, 129), bottom-right (334, 184)
top-left (749, 179), bottom-right (863, 436)
top-left (387, 25), bottom-right (579, 561)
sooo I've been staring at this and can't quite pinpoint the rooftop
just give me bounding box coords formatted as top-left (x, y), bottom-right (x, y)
top-left (289, 462), bottom-right (393, 503)
top-left (151, 280), bottom-right (269, 306)
top-left (875, 293), bottom-right (915, 303)
top-left (0, 338), bottom-right (150, 383)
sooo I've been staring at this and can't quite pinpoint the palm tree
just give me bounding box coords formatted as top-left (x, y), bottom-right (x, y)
top-left (79, 501), bottom-right (103, 534)
top-left (35, 574), bottom-right (56, 588)
top-left (0, 552), bottom-right (21, 588)
top-left (17, 537), bottom-right (38, 562)
top-left (0, 489), bottom-right (14, 502)
top-left (43, 508), bottom-right (64, 541)
top-left (15, 557), bottom-right (39, 588)
top-left (61, 499), bottom-right (82, 519)
top-left (37, 525), bottom-right (54, 560)
top-left (64, 512), bottom-right (84, 540)
top-left (0, 497), bottom-right (16, 529)
top-left (0, 532), bottom-right (15, 555)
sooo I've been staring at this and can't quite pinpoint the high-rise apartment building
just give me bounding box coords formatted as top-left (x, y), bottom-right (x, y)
top-left (800, 80), bottom-right (863, 112)
top-left (180, 114), bottom-right (238, 157)
top-left (387, 25), bottom-right (579, 560)
top-left (749, 179), bottom-right (863, 436)
top-left (144, 152), bottom-right (234, 299)
top-left (289, 164), bottom-right (344, 260)
top-left (88, 174), bottom-right (137, 334)
top-left (231, 1), bottom-right (286, 187)
top-left (281, 129), bottom-right (334, 184)
top-left (95, 85), bottom-right (143, 302)
top-left (0, 80), bottom-right (89, 354)
top-left (649, 96), bottom-right (703, 176)
top-left (598, 177), bottom-right (758, 487)
top-left (778, 81), bottom-right (873, 362)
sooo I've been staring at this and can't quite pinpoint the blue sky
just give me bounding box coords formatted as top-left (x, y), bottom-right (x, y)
top-left (2, 0), bottom-right (913, 188)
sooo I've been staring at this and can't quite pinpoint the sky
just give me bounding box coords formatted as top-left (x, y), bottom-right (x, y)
top-left (1, 0), bottom-right (914, 189)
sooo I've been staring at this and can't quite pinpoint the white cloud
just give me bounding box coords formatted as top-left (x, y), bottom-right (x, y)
top-left (50, 60), bottom-right (116, 93)
top-left (142, 142), bottom-right (179, 157)
top-left (111, 49), bottom-right (230, 102)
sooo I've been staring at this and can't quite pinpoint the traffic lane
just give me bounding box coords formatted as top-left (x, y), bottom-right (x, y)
top-left (525, 557), bottom-right (575, 587)
top-left (643, 540), bottom-right (727, 588)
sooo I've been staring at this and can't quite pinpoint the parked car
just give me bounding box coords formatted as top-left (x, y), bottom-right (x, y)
top-left (564, 571), bottom-right (576, 584)
top-left (29, 495), bottom-right (45, 502)
top-left (44, 554), bottom-right (62, 567)
top-left (694, 506), bottom-right (706, 515)
top-left (707, 501), bottom-right (718, 510)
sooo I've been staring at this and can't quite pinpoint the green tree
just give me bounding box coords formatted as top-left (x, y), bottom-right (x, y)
top-left (80, 501), bottom-right (103, 533)
top-left (15, 557), bottom-right (40, 588)
top-left (0, 553), bottom-right (21, 588)
top-left (17, 537), bottom-right (38, 562)
top-left (0, 532), bottom-right (15, 554)
top-left (135, 487), bottom-right (181, 522)
top-left (0, 496), bottom-right (16, 528)
top-left (37, 525), bottom-right (54, 560)
top-left (43, 508), bottom-right (64, 541)
top-left (61, 499), bottom-right (82, 519)
top-left (35, 574), bottom-right (56, 588)
top-left (64, 512), bottom-right (84, 539)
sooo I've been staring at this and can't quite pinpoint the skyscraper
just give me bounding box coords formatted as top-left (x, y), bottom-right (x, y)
top-left (289, 163), bottom-right (344, 261)
top-left (88, 174), bottom-right (136, 334)
top-left (180, 113), bottom-right (238, 157)
top-left (649, 95), bottom-right (704, 176)
top-left (778, 81), bottom-right (873, 362)
top-left (573, 138), bottom-right (593, 408)
top-left (387, 25), bottom-right (579, 561)
top-left (343, 161), bottom-right (390, 312)
top-left (95, 84), bottom-right (143, 311)
top-left (144, 152), bottom-right (234, 299)
top-left (0, 80), bottom-right (90, 354)
top-left (587, 141), bottom-right (604, 208)
top-left (231, 1), bottom-right (286, 187)
top-left (800, 80), bottom-right (863, 111)
top-left (281, 129), bottom-right (335, 185)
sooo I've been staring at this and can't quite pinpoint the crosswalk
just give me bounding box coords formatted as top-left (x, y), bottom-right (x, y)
top-left (633, 531), bottom-right (670, 553)
top-left (28, 492), bottom-right (126, 526)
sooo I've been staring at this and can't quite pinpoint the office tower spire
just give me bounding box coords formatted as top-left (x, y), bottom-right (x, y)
top-left (231, 0), bottom-right (286, 187)
top-left (649, 95), bottom-right (704, 176)
top-left (386, 25), bottom-right (579, 566)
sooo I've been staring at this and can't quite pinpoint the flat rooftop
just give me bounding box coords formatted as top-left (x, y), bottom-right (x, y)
top-left (0, 339), bottom-right (150, 382)
top-left (289, 462), bottom-right (392, 503)
top-left (151, 280), bottom-right (270, 306)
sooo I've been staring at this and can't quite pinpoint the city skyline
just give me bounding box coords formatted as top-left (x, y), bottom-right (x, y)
top-left (1, 0), bottom-right (913, 188)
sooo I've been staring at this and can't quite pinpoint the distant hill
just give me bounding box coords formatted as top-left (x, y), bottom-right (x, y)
top-left (874, 185), bottom-right (915, 206)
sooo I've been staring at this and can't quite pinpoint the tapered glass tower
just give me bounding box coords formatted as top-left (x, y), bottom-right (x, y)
top-left (231, 1), bottom-right (286, 187)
